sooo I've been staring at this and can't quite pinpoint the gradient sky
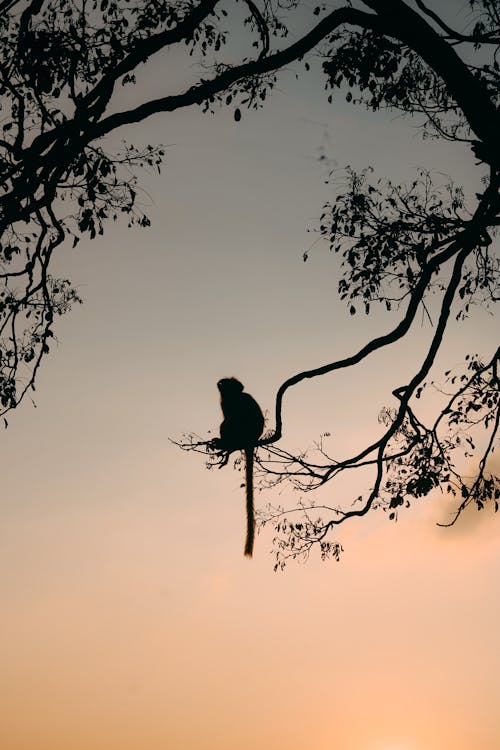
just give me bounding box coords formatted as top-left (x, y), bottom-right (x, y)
top-left (1, 3), bottom-right (499, 750)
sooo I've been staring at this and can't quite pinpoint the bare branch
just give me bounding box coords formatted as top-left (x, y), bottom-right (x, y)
top-left (414, 0), bottom-right (500, 45)
top-left (242, 0), bottom-right (270, 59)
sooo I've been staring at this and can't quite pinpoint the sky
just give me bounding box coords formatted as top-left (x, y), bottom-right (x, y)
top-left (1, 2), bottom-right (499, 750)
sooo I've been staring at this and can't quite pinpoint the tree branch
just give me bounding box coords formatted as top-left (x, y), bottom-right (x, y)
top-left (242, 0), bottom-right (270, 59)
top-left (264, 163), bottom-right (500, 446)
top-left (362, 0), bottom-right (500, 162)
top-left (262, 233), bottom-right (465, 446)
top-left (91, 6), bottom-right (381, 138)
top-left (414, 0), bottom-right (500, 45)
top-left (19, 0), bottom-right (44, 38)
top-left (325, 240), bottom-right (473, 527)
top-left (83, 0), bottom-right (221, 112)
top-left (0, 0), bottom-right (23, 12)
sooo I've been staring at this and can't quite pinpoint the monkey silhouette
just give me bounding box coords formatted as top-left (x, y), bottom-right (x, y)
top-left (215, 378), bottom-right (264, 557)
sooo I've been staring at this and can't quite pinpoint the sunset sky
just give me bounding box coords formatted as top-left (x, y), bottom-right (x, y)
top-left (1, 3), bottom-right (499, 750)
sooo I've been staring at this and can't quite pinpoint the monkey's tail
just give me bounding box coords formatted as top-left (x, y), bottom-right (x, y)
top-left (244, 447), bottom-right (255, 557)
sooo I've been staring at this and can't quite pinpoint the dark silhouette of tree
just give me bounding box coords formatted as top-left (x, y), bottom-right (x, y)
top-left (1, 1), bottom-right (498, 565)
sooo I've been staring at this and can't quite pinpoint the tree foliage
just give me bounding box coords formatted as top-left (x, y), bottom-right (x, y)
top-left (0, 0), bottom-right (499, 566)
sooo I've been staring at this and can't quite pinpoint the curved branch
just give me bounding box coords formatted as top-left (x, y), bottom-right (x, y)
top-left (363, 0), bottom-right (500, 160)
top-left (242, 0), bottom-right (270, 59)
top-left (264, 168), bottom-right (499, 447)
top-left (92, 6), bottom-right (381, 138)
top-left (414, 0), bottom-right (500, 45)
top-left (262, 233), bottom-right (465, 446)
top-left (83, 0), bottom-right (221, 112)
top-left (0, 5), bottom-right (379, 228)
top-left (19, 0), bottom-right (45, 38)
top-left (325, 241), bottom-right (473, 527)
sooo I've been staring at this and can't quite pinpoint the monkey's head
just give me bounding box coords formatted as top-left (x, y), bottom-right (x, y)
top-left (217, 377), bottom-right (244, 396)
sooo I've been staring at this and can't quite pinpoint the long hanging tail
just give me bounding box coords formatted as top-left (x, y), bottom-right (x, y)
top-left (244, 447), bottom-right (255, 557)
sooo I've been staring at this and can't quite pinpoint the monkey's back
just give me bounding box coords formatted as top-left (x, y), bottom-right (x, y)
top-left (220, 392), bottom-right (264, 451)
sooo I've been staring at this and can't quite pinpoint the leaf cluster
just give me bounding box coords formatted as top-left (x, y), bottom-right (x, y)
top-left (315, 167), bottom-right (474, 315)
